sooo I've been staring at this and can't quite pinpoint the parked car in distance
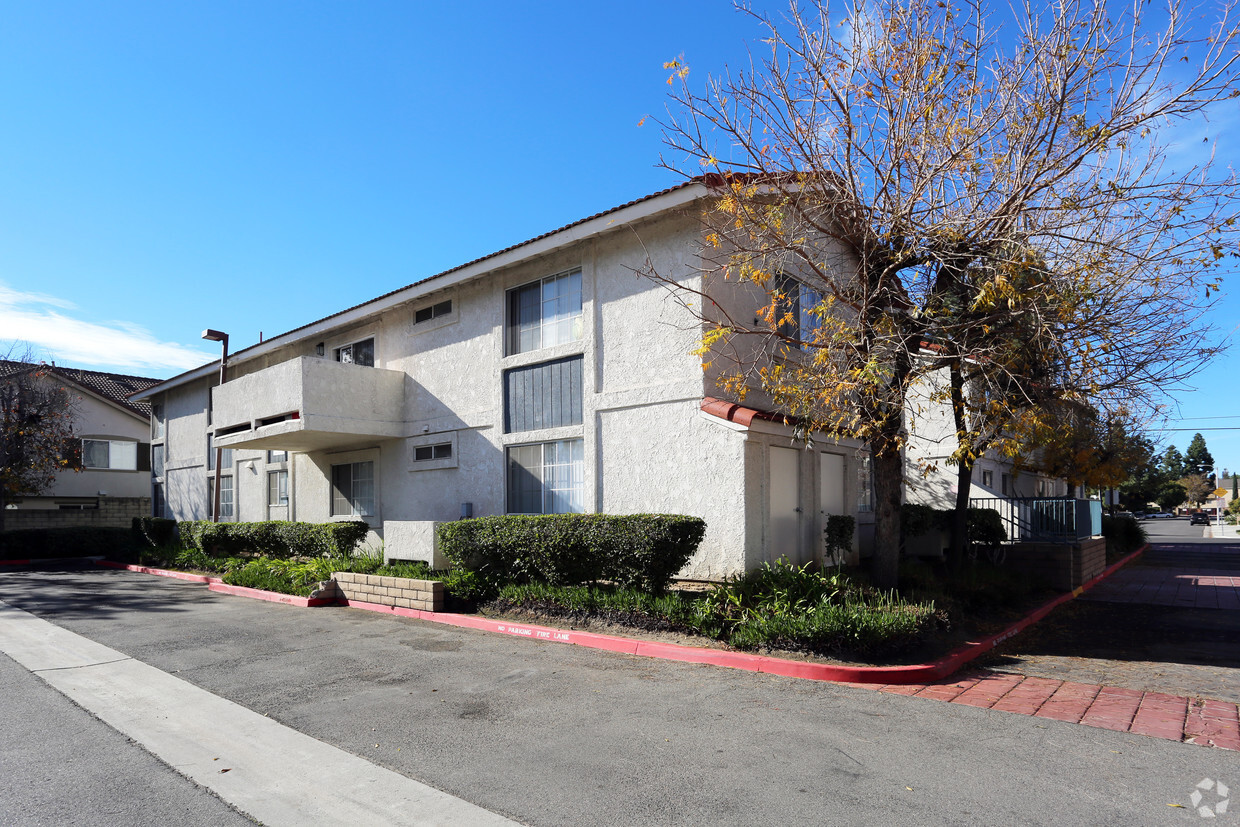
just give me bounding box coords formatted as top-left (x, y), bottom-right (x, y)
top-left (1115, 511), bottom-right (1135, 519)
top-left (1190, 512), bottom-right (1211, 525)
top-left (1147, 512), bottom-right (1176, 519)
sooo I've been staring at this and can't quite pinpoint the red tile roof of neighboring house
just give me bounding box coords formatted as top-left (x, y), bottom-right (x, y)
top-left (0, 360), bottom-right (161, 420)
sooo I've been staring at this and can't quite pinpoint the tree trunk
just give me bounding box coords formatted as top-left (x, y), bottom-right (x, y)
top-left (870, 446), bottom-right (904, 589)
top-left (0, 487), bottom-right (6, 533)
top-left (947, 359), bottom-right (972, 574)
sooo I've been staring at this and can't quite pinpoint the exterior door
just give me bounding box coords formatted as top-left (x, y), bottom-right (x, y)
top-left (819, 452), bottom-right (845, 564)
top-left (769, 446), bottom-right (802, 564)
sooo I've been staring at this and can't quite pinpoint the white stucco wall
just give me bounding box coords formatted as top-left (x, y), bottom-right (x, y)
top-left (149, 204), bottom-right (877, 579)
top-left (18, 381), bottom-right (152, 505)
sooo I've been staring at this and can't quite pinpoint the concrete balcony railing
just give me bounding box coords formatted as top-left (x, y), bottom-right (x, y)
top-left (212, 357), bottom-right (406, 452)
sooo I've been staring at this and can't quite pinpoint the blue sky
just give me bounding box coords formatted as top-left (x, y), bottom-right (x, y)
top-left (1, 1), bottom-right (1237, 471)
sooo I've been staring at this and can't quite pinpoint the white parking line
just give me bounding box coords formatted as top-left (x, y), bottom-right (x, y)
top-left (0, 600), bottom-right (518, 827)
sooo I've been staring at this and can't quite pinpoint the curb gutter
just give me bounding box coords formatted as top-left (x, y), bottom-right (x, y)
top-left (1, 546), bottom-right (1146, 684)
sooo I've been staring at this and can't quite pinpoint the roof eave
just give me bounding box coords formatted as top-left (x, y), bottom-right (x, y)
top-left (132, 181), bottom-right (708, 401)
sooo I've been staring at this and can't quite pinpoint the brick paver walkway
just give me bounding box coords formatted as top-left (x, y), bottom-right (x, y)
top-left (837, 671), bottom-right (1240, 751)
top-left (1084, 565), bottom-right (1240, 610)
top-left (905, 543), bottom-right (1240, 751)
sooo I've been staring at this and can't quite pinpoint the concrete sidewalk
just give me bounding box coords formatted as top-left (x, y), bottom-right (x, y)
top-left (0, 598), bottom-right (516, 827)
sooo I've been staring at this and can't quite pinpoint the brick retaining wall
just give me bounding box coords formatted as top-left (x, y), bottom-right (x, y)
top-left (3, 498), bottom-right (150, 531)
top-left (329, 571), bottom-right (444, 611)
top-left (1005, 537), bottom-right (1107, 591)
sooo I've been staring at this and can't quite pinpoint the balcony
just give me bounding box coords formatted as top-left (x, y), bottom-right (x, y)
top-left (212, 357), bottom-right (406, 452)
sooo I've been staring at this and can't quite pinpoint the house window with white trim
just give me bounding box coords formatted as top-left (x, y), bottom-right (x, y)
top-left (981, 469), bottom-right (993, 489)
top-left (82, 439), bottom-right (138, 470)
top-left (268, 470), bottom-right (289, 506)
top-left (506, 269), bottom-right (583, 355)
top-left (507, 439), bottom-right (584, 514)
top-left (208, 475), bottom-right (234, 520)
top-left (331, 461), bottom-right (375, 517)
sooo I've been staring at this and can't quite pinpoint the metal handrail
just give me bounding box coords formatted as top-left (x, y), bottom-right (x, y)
top-left (970, 496), bottom-right (1101, 544)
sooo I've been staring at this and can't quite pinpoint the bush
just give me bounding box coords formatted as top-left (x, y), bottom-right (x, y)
top-left (178, 520), bottom-right (369, 559)
top-left (966, 507), bottom-right (1006, 547)
top-left (0, 527), bottom-right (141, 561)
top-left (222, 557), bottom-right (338, 596)
top-left (1101, 515), bottom-right (1146, 556)
top-left (899, 505), bottom-right (1004, 546)
top-left (131, 516), bottom-right (179, 549)
top-left (437, 514), bottom-right (706, 593)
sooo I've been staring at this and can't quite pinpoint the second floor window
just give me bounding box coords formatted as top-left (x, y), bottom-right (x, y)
top-left (83, 439), bottom-right (138, 471)
top-left (336, 338), bottom-right (375, 367)
top-left (507, 269), bottom-right (582, 354)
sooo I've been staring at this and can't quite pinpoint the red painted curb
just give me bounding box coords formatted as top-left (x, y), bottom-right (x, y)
top-left (94, 544), bottom-right (1147, 686)
top-left (208, 582), bottom-right (334, 607)
top-left (97, 561), bottom-right (223, 585)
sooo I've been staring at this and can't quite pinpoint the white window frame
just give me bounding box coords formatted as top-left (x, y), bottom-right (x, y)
top-left (82, 438), bottom-right (138, 471)
top-left (506, 268), bottom-right (583, 355)
top-left (505, 439), bottom-right (584, 515)
top-left (209, 474), bottom-right (235, 521)
top-left (268, 469), bottom-right (289, 507)
top-left (331, 459), bottom-right (376, 518)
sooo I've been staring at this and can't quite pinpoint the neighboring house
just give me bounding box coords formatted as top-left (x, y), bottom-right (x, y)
top-left (132, 180), bottom-right (876, 580)
top-left (0, 360), bottom-right (161, 510)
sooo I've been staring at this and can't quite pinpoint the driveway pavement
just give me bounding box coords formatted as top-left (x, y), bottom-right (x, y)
top-left (981, 518), bottom-right (1240, 707)
top-left (2, 565), bottom-right (1237, 826)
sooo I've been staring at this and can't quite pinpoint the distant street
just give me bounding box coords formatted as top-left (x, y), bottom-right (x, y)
top-left (2, 566), bottom-right (1236, 826)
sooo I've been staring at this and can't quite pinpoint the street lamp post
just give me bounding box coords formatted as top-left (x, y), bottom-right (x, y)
top-left (202, 329), bottom-right (228, 524)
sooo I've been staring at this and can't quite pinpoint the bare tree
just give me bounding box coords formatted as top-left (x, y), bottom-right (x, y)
top-left (0, 347), bottom-right (80, 531)
top-left (650, 0), bottom-right (1240, 586)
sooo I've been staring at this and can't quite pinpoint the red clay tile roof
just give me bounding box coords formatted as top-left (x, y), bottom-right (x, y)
top-left (0, 360), bottom-right (160, 419)
top-left (700, 396), bottom-right (793, 427)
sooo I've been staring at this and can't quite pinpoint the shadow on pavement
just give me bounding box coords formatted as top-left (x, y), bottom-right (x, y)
top-left (0, 566), bottom-right (218, 622)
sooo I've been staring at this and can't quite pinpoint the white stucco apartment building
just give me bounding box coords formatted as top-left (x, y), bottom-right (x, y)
top-left (133, 180), bottom-right (875, 580)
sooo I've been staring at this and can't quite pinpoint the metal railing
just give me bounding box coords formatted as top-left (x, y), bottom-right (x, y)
top-left (970, 497), bottom-right (1102, 544)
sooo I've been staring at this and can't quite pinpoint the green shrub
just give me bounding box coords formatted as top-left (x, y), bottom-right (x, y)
top-left (900, 504), bottom-right (946, 538)
top-left (131, 516), bottom-right (179, 549)
top-left (824, 514), bottom-right (855, 563)
top-left (966, 507), bottom-right (1006, 547)
top-left (1101, 515), bottom-right (1146, 556)
top-left (437, 514), bottom-right (706, 593)
top-left (899, 505), bottom-right (1004, 547)
top-left (0, 527), bottom-right (141, 561)
top-left (222, 557), bottom-right (338, 596)
top-left (178, 520), bottom-right (369, 559)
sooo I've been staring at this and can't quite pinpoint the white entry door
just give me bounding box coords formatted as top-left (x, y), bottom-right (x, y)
top-left (819, 452), bottom-right (844, 516)
top-left (769, 446), bottom-right (802, 564)
top-left (819, 452), bottom-right (845, 564)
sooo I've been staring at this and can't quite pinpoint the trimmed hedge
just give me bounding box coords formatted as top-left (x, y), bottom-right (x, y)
top-left (0, 527), bottom-right (140, 561)
top-left (132, 516), bottom-right (179, 549)
top-left (899, 504), bottom-right (1006, 546)
top-left (437, 514), bottom-right (706, 593)
top-left (177, 520), bottom-right (370, 559)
